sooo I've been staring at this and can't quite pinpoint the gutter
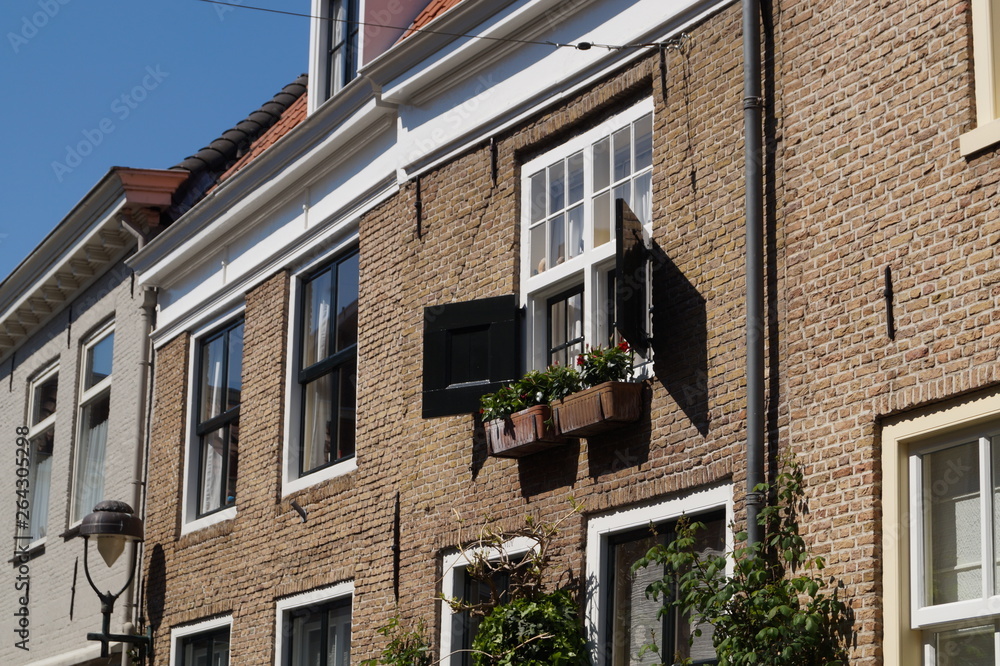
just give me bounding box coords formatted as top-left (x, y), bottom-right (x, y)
top-left (743, 0), bottom-right (765, 546)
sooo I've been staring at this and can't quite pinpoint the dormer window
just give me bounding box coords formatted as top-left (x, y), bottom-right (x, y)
top-left (325, 0), bottom-right (359, 100)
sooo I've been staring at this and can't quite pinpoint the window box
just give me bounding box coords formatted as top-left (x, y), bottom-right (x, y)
top-left (485, 405), bottom-right (566, 458)
top-left (551, 381), bottom-right (643, 437)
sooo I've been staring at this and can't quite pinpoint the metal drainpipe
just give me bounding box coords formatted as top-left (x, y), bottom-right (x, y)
top-left (120, 287), bottom-right (155, 640)
top-left (743, 0), bottom-right (765, 547)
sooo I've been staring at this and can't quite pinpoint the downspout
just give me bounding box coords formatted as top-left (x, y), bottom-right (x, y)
top-left (120, 286), bottom-right (156, 660)
top-left (743, 0), bottom-right (765, 546)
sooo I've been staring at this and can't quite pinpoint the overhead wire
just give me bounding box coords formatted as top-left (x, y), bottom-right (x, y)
top-left (191, 0), bottom-right (684, 51)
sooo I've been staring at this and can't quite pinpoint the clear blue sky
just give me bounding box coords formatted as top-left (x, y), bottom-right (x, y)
top-left (0, 0), bottom-right (308, 282)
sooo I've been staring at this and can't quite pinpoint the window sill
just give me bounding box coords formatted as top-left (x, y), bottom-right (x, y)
top-left (10, 537), bottom-right (45, 564)
top-left (959, 118), bottom-right (1000, 156)
top-left (180, 506), bottom-right (237, 537)
top-left (282, 456), bottom-right (358, 497)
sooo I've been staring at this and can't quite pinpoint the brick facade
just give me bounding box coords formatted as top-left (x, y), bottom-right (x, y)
top-left (138, 0), bottom-right (1000, 664)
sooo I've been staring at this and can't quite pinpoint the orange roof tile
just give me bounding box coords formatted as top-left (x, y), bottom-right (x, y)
top-left (401, 0), bottom-right (465, 40)
top-left (216, 92), bottom-right (308, 185)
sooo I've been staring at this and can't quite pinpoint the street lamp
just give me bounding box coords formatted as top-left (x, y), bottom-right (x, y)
top-left (79, 500), bottom-right (151, 660)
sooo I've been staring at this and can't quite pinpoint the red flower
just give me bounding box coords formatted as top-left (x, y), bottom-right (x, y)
top-left (618, 340), bottom-right (630, 352)
top-left (576, 355), bottom-right (584, 366)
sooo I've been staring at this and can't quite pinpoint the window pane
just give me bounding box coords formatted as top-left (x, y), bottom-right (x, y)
top-left (594, 191), bottom-right (611, 247)
top-left (548, 162), bottom-right (565, 214)
top-left (593, 137), bottom-right (610, 191)
top-left (567, 152), bottom-right (584, 204)
top-left (548, 290), bottom-right (584, 367)
top-left (336, 253), bottom-right (359, 352)
top-left (26, 429), bottom-right (53, 541)
top-left (292, 613), bottom-right (324, 666)
top-left (180, 628), bottom-right (230, 666)
top-left (227, 323), bottom-right (244, 411)
top-left (200, 335), bottom-right (226, 422)
top-left (936, 624), bottom-right (995, 666)
top-left (567, 205), bottom-right (584, 260)
top-left (530, 171), bottom-right (546, 222)
top-left (31, 374), bottom-right (57, 425)
top-left (328, 602), bottom-right (352, 666)
top-left (549, 213), bottom-right (565, 267)
top-left (613, 127), bottom-right (632, 182)
top-left (634, 172), bottom-right (652, 226)
top-left (74, 392), bottom-right (109, 521)
top-left (634, 114), bottom-right (653, 171)
top-left (530, 223), bottom-right (546, 275)
top-left (337, 358), bottom-right (357, 463)
top-left (924, 440), bottom-right (982, 605)
top-left (303, 269), bottom-right (333, 369)
top-left (85, 332), bottom-right (114, 389)
top-left (302, 374), bottom-right (334, 474)
top-left (199, 425), bottom-right (237, 515)
top-left (452, 566), bottom-right (511, 666)
top-left (288, 599), bottom-right (351, 666)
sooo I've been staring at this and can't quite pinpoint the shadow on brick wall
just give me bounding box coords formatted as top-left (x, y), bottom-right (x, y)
top-left (649, 240), bottom-right (709, 435)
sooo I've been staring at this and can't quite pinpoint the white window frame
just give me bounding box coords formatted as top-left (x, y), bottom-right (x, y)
top-left (308, 0), bottom-right (360, 112)
top-left (170, 615), bottom-right (232, 666)
top-left (584, 484), bottom-right (733, 665)
top-left (882, 387), bottom-right (1000, 666)
top-left (71, 322), bottom-right (115, 525)
top-left (960, 0), bottom-right (1000, 154)
top-left (440, 536), bottom-right (537, 666)
top-left (21, 363), bottom-right (58, 546)
top-left (282, 235), bottom-right (359, 497)
top-left (520, 98), bottom-right (654, 372)
top-left (274, 581), bottom-right (354, 666)
top-left (181, 309), bottom-right (244, 535)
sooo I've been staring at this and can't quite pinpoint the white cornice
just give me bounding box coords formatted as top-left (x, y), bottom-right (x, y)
top-left (128, 80), bottom-right (396, 287)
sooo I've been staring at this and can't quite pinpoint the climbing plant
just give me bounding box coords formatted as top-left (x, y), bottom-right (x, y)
top-left (633, 463), bottom-right (851, 666)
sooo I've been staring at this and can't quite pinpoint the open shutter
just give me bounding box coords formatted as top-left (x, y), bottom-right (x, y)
top-left (422, 295), bottom-right (520, 418)
top-left (615, 198), bottom-right (649, 354)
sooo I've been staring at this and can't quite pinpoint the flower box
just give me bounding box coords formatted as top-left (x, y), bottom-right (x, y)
top-left (485, 405), bottom-right (567, 458)
top-left (552, 381), bottom-right (643, 437)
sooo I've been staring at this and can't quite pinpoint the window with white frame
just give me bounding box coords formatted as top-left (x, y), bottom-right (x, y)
top-left (171, 616), bottom-right (231, 666)
top-left (585, 486), bottom-right (730, 666)
top-left (324, 0), bottom-right (359, 101)
top-left (292, 249), bottom-right (359, 484)
top-left (275, 582), bottom-right (353, 666)
top-left (192, 317), bottom-right (243, 519)
top-left (521, 99), bottom-right (653, 370)
top-left (961, 0), bottom-right (1000, 154)
top-left (909, 424), bottom-right (1000, 665)
top-left (21, 365), bottom-right (57, 543)
top-left (72, 325), bottom-right (113, 523)
top-left (440, 538), bottom-right (534, 666)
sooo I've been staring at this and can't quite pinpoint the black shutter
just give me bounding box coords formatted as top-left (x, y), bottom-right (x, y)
top-left (422, 295), bottom-right (520, 418)
top-left (615, 199), bottom-right (649, 354)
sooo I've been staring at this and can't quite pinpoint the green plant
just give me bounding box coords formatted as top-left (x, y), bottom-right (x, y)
top-left (633, 463), bottom-right (850, 666)
top-left (576, 341), bottom-right (634, 387)
top-left (473, 590), bottom-right (589, 666)
top-left (479, 365), bottom-right (582, 422)
top-left (444, 505), bottom-right (591, 666)
top-left (360, 615), bottom-right (434, 666)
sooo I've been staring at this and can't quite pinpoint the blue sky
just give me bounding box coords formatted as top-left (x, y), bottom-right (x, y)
top-left (0, 0), bottom-right (309, 282)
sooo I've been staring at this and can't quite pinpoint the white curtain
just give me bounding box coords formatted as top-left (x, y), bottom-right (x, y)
top-left (27, 445), bottom-right (51, 540)
top-left (75, 397), bottom-right (108, 521)
top-left (303, 301), bottom-right (331, 472)
top-left (200, 430), bottom-right (225, 514)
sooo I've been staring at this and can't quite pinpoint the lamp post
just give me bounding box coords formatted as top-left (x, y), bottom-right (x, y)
top-left (79, 500), bottom-right (151, 660)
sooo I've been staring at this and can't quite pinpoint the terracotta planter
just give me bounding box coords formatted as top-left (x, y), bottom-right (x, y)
top-left (485, 405), bottom-right (567, 458)
top-left (552, 381), bottom-right (643, 437)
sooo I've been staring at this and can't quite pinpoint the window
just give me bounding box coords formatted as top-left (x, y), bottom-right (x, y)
top-left (275, 582), bottom-right (353, 666)
top-left (73, 326), bottom-right (113, 523)
top-left (325, 0), bottom-right (359, 100)
top-left (585, 486), bottom-right (731, 666)
top-left (440, 538), bottom-right (534, 666)
top-left (961, 0), bottom-right (1000, 153)
top-left (292, 250), bottom-right (358, 484)
top-left (21, 366), bottom-right (57, 543)
top-left (171, 616), bottom-right (231, 666)
top-left (909, 425), bottom-right (1000, 664)
top-left (193, 318), bottom-right (243, 518)
top-left (521, 100), bottom-right (653, 370)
